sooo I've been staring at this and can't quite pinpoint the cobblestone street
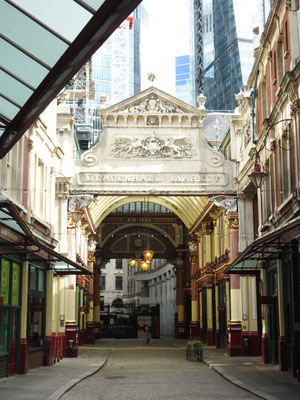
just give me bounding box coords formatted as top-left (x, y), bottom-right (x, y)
top-left (61, 339), bottom-right (258, 400)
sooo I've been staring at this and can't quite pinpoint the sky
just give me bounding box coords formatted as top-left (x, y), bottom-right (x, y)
top-left (140, 0), bottom-right (191, 95)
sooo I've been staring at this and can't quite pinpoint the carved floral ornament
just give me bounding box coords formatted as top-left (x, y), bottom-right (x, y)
top-left (112, 132), bottom-right (195, 159)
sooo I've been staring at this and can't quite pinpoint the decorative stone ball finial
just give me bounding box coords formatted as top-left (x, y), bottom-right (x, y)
top-left (197, 94), bottom-right (206, 110)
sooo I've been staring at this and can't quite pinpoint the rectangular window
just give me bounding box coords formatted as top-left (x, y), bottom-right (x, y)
top-left (115, 276), bottom-right (123, 291)
top-left (100, 275), bottom-right (106, 290)
top-left (263, 159), bottom-right (272, 222)
top-left (11, 263), bottom-right (20, 306)
top-left (0, 259), bottom-right (10, 305)
top-left (280, 131), bottom-right (292, 203)
top-left (115, 259), bottom-right (122, 269)
top-left (273, 51), bottom-right (277, 81)
top-left (30, 265), bottom-right (37, 290)
top-left (285, 21), bottom-right (289, 52)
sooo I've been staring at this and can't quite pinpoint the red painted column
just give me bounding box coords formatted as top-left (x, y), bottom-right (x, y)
top-left (19, 339), bottom-right (28, 374)
top-left (189, 240), bottom-right (199, 339)
top-left (175, 257), bottom-right (186, 338)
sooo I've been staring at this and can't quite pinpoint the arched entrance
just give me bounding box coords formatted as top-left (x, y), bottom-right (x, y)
top-left (71, 87), bottom-right (236, 340)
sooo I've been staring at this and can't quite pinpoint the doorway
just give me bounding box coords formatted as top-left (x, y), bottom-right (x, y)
top-left (8, 308), bottom-right (19, 375)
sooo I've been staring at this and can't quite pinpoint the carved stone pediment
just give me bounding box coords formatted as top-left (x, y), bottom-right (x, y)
top-left (100, 86), bottom-right (202, 116)
top-left (123, 93), bottom-right (184, 114)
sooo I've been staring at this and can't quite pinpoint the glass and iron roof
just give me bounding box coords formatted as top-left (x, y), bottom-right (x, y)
top-left (0, 0), bottom-right (141, 158)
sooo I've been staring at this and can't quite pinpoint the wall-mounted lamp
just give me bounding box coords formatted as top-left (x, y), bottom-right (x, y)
top-left (248, 153), bottom-right (268, 189)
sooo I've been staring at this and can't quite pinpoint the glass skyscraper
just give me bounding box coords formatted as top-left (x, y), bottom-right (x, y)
top-left (91, 11), bottom-right (139, 108)
top-left (175, 55), bottom-right (193, 105)
top-left (192, 0), bottom-right (256, 111)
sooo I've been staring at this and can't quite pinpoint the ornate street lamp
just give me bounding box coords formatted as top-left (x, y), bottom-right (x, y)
top-left (248, 153), bottom-right (268, 189)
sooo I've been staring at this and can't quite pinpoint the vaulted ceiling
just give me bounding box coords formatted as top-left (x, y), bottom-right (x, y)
top-left (89, 195), bottom-right (210, 230)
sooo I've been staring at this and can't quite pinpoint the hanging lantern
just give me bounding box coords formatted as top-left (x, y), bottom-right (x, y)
top-left (143, 247), bottom-right (154, 262)
top-left (143, 235), bottom-right (154, 262)
top-left (140, 259), bottom-right (150, 271)
top-left (129, 258), bottom-right (137, 267)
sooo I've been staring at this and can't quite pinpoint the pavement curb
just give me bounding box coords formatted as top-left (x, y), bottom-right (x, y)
top-left (171, 342), bottom-right (276, 400)
top-left (204, 361), bottom-right (278, 400)
top-left (48, 349), bottom-right (111, 400)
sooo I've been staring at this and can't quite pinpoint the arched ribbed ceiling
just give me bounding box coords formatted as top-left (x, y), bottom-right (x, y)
top-left (89, 196), bottom-right (209, 229)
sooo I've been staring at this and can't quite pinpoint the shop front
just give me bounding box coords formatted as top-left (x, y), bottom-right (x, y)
top-left (0, 258), bottom-right (21, 378)
top-left (228, 217), bottom-right (300, 376)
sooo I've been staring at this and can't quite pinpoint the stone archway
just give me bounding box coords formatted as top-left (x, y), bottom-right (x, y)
top-left (72, 86), bottom-right (236, 338)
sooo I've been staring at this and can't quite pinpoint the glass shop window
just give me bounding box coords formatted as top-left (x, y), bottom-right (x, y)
top-left (0, 258), bottom-right (21, 306)
top-left (28, 296), bottom-right (44, 349)
top-left (0, 309), bottom-right (9, 355)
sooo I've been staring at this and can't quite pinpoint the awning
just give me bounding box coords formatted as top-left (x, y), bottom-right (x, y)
top-left (0, 198), bottom-right (92, 275)
top-left (0, 199), bottom-right (40, 253)
top-left (226, 215), bottom-right (300, 274)
top-left (38, 243), bottom-right (92, 275)
top-left (0, 0), bottom-right (142, 158)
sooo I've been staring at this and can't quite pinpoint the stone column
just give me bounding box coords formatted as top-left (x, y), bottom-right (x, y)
top-left (227, 214), bottom-right (242, 356)
top-left (44, 270), bottom-right (54, 366)
top-left (175, 257), bottom-right (185, 338)
top-left (19, 261), bottom-right (29, 373)
top-left (65, 273), bottom-right (78, 357)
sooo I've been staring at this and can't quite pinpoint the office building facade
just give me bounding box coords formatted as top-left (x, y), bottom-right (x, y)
top-left (192, 0), bottom-right (256, 111)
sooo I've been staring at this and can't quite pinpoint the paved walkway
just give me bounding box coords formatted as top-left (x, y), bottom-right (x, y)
top-left (0, 338), bottom-right (298, 399)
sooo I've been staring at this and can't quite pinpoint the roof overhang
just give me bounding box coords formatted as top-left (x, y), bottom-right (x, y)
top-left (38, 243), bottom-right (92, 275)
top-left (0, 0), bottom-right (142, 158)
top-left (227, 215), bottom-right (300, 274)
top-left (0, 199), bottom-right (91, 275)
top-left (0, 200), bottom-right (40, 253)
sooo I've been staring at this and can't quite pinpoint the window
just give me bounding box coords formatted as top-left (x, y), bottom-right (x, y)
top-left (115, 259), bottom-right (122, 269)
top-left (263, 159), bottom-right (272, 222)
top-left (0, 258), bottom-right (21, 306)
top-left (6, 151), bottom-right (12, 197)
top-left (284, 21), bottom-right (289, 53)
top-left (279, 130), bottom-right (293, 203)
top-left (115, 276), bottom-right (123, 291)
top-left (100, 275), bottom-right (106, 290)
top-left (27, 264), bottom-right (46, 349)
top-left (273, 51), bottom-right (277, 82)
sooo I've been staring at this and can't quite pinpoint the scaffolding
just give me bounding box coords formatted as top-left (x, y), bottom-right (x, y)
top-left (65, 16), bottom-right (134, 154)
